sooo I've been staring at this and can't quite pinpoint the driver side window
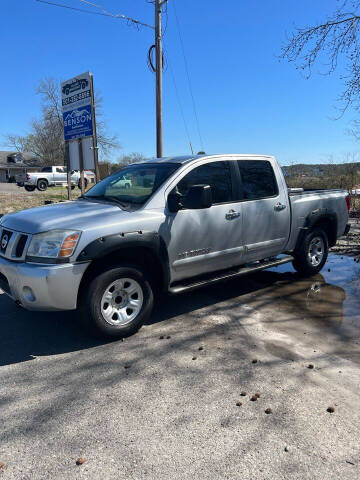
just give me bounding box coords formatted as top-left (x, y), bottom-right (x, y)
top-left (176, 161), bottom-right (233, 204)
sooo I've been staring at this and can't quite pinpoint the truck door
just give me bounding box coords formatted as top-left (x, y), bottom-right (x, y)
top-left (54, 167), bottom-right (65, 184)
top-left (238, 160), bottom-right (290, 262)
top-left (163, 160), bottom-right (245, 283)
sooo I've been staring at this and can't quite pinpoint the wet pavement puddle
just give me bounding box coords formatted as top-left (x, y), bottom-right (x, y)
top-left (250, 254), bottom-right (360, 363)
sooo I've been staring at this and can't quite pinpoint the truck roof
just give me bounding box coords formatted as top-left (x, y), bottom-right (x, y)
top-left (138, 154), bottom-right (274, 165)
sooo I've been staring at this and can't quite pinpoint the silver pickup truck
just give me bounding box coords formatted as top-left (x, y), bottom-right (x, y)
top-left (17, 166), bottom-right (92, 192)
top-left (0, 154), bottom-right (350, 338)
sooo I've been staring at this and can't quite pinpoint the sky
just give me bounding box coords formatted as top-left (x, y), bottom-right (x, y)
top-left (1, 0), bottom-right (360, 164)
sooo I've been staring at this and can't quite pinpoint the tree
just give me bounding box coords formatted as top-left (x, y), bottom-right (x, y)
top-left (280, 1), bottom-right (360, 114)
top-left (4, 77), bottom-right (120, 165)
top-left (117, 152), bottom-right (147, 166)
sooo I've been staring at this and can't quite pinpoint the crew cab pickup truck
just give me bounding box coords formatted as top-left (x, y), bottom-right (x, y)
top-left (0, 154), bottom-right (350, 338)
top-left (17, 166), bottom-right (92, 192)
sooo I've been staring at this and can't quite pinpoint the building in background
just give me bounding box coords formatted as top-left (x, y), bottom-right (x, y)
top-left (0, 151), bottom-right (41, 183)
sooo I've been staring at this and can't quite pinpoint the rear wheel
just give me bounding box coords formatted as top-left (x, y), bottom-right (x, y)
top-left (81, 265), bottom-right (154, 338)
top-left (37, 179), bottom-right (48, 191)
top-left (24, 185), bottom-right (36, 192)
top-left (78, 178), bottom-right (88, 189)
top-left (292, 228), bottom-right (328, 276)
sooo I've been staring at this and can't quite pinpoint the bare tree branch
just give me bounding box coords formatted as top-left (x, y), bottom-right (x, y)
top-left (280, 1), bottom-right (360, 113)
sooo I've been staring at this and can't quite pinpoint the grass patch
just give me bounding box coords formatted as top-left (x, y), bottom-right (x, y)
top-left (0, 187), bottom-right (88, 214)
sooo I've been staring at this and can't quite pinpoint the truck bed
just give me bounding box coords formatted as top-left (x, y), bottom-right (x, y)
top-left (286, 188), bottom-right (349, 251)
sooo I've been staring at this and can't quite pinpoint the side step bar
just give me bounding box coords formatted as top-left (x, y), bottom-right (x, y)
top-left (169, 255), bottom-right (294, 294)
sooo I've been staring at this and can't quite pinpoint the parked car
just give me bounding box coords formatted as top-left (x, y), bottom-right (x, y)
top-left (0, 154), bottom-right (350, 338)
top-left (17, 166), bottom-right (92, 192)
top-left (117, 174), bottom-right (132, 189)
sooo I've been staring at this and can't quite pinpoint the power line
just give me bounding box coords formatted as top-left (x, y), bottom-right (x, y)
top-left (36, 0), bottom-right (154, 29)
top-left (167, 54), bottom-right (194, 155)
top-left (172, 0), bottom-right (205, 152)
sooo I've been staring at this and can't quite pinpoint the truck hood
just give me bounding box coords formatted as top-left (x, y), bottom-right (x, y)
top-left (1, 200), bottom-right (124, 234)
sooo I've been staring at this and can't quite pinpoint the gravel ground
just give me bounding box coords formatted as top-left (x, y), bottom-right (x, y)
top-left (0, 254), bottom-right (359, 479)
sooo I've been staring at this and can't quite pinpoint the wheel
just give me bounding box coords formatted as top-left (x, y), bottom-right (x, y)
top-left (24, 185), bottom-right (36, 192)
top-left (37, 179), bottom-right (48, 191)
top-left (81, 265), bottom-right (154, 338)
top-left (292, 227), bottom-right (328, 276)
top-left (78, 178), bottom-right (88, 189)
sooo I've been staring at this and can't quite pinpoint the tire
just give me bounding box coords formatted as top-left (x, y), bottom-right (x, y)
top-left (37, 179), bottom-right (48, 192)
top-left (292, 227), bottom-right (328, 276)
top-left (24, 185), bottom-right (36, 192)
top-left (81, 264), bottom-right (154, 338)
top-left (78, 178), bottom-right (88, 190)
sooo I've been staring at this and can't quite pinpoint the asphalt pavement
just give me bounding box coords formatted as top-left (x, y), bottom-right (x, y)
top-left (0, 254), bottom-right (359, 479)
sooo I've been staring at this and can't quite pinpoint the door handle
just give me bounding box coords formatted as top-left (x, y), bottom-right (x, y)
top-left (274, 202), bottom-right (286, 211)
top-left (225, 209), bottom-right (241, 220)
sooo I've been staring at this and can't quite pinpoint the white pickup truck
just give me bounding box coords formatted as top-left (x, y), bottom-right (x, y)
top-left (17, 166), bottom-right (92, 192)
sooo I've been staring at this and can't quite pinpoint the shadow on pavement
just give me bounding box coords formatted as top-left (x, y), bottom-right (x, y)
top-left (1, 252), bottom-right (359, 367)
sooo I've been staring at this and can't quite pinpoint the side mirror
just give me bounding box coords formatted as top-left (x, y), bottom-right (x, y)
top-left (183, 184), bottom-right (212, 209)
top-left (167, 191), bottom-right (182, 213)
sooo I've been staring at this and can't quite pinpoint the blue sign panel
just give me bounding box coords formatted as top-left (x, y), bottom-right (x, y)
top-left (62, 104), bottom-right (93, 141)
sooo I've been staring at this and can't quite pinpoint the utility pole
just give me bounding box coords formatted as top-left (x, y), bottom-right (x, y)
top-left (39, 0), bottom-right (169, 159)
top-left (155, 0), bottom-right (164, 158)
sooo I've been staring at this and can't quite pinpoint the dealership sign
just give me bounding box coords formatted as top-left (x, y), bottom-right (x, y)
top-left (61, 72), bottom-right (94, 141)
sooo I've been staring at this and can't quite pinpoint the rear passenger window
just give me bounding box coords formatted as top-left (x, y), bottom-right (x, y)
top-left (238, 161), bottom-right (278, 200)
top-left (176, 161), bottom-right (233, 204)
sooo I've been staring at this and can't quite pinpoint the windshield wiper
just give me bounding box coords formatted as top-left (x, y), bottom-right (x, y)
top-left (81, 195), bottom-right (130, 209)
top-left (103, 196), bottom-right (131, 208)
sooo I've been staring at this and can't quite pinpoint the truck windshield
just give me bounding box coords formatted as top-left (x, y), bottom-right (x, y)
top-left (84, 163), bottom-right (180, 205)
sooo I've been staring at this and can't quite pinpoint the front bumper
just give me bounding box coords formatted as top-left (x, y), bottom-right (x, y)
top-left (0, 256), bottom-right (90, 311)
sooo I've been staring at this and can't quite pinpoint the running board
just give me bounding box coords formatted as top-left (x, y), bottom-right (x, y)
top-left (169, 255), bottom-right (294, 294)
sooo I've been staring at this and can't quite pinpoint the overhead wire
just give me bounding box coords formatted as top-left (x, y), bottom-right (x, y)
top-left (172, 0), bottom-right (205, 152)
top-left (167, 55), bottom-right (194, 155)
top-left (36, 0), bottom-right (154, 29)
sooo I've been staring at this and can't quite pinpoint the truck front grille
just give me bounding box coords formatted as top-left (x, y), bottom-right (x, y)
top-left (15, 234), bottom-right (28, 258)
top-left (0, 228), bottom-right (31, 261)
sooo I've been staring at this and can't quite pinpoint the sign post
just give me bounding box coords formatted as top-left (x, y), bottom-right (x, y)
top-left (61, 71), bottom-right (99, 198)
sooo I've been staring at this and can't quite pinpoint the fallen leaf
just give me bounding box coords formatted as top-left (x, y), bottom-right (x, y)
top-left (265, 408), bottom-right (272, 414)
top-left (159, 336), bottom-right (164, 340)
top-left (124, 365), bottom-right (131, 369)
top-left (198, 346), bottom-right (204, 351)
top-left (76, 458), bottom-right (85, 465)
top-left (166, 335), bottom-right (171, 339)
top-left (307, 364), bottom-right (314, 369)
top-left (250, 396), bottom-right (257, 402)
top-left (0, 462), bottom-right (4, 469)
top-left (240, 391), bottom-right (247, 396)
top-left (236, 401), bottom-right (242, 407)
top-left (252, 359), bottom-right (258, 364)
top-left (192, 356), bottom-right (197, 361)
top-left (327, 406), bottom-right (335, 413)
top-left (254, 392), bottom-right (261, 398)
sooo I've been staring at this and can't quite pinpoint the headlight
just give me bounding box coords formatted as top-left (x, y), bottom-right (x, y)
top-left (27, 229), bottom-right (81, 259)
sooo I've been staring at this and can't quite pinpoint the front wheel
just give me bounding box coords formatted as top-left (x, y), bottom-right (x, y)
top-left (81, 265), bottom-right (154, 338)
top-left (292, 228), bottom-right (328, 276)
